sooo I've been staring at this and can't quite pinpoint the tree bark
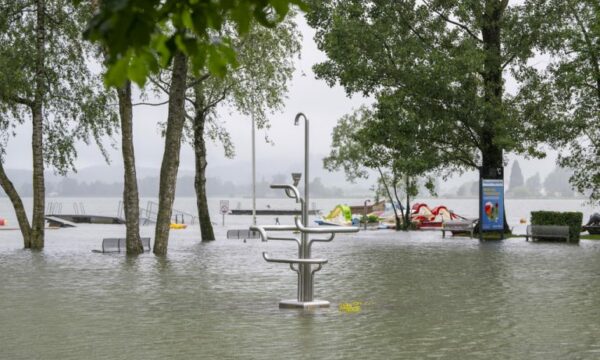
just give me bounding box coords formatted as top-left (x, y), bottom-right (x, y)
top-left (30, 0), bottom-right (46, 250)
top-left (481, 1), bottom-right (505, 175)
top-left (153, 52), bottom-right (188, 255)
top-left (480, 1), bottom-right (509, 233)
top-left (391, 172), bottom-right (407, 231)
top-left (378, 167), bottom-right (401, 231)
top-left (117, 81), bottom-right (143, 254)
top-left (405, 176), bottom-right (411, 229)
top-left (0, 162), bottom-right (32, 247)
top-left (192, 87), bottom-right (215, 241)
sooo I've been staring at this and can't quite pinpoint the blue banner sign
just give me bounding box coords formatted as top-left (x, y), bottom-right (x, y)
top-left (481, 179), bottom-right (504, 231)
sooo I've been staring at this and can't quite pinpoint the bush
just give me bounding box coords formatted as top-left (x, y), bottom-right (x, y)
top-left (530, 211), bottom-right (583, 243)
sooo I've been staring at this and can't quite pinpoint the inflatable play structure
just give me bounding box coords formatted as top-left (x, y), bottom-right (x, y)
top-left (315, 205), bottom-right (354, 226)
top-left (410, 203), bottom-right (461, 229)
top-left (316, 202), bottom-right (465, 230)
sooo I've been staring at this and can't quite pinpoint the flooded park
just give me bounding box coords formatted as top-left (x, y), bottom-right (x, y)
top-left (3, 0), bottom-right (600, 358)
top-left (2, 198), bottom-right (600, 359)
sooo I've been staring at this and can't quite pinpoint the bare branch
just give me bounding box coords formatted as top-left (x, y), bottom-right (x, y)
top-left (132, 100), bottom-right (169, 107)
top-left (423, 0), bottom-right (483, 43)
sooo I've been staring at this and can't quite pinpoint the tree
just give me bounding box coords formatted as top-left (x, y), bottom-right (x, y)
top-left (525, 173), bottom-right (541, 197)
top-left (115, 81), bottom-right (144, 254)
top-left (523, 0), bottom-right (600, 203)
top-left (154, 51), bottom-right (189, 256)
top-left (188, 19), bottom-right (300, 241)
top-left (508, 161), bottom-right (524, 191)
top-left (146, 18), bottom-right (300, 242)
top-left (0, 0), bottom-right (117, 249)
top-left (544, 166), bottom-right (575, 197)
top-left (307, 0), bottom-right (549, 232)
top-left (324, 107), bottom-right (440, 230)
top-left (83, 0), bottom-right (306, 87)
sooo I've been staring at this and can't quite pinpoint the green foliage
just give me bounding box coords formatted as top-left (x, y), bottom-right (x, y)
top-left (307, 0), bottom-right (549, 175)
top-left (0, 0), bottom-right (118, 174)
top-left (518, 0), bottom-right (600, 203)
top-left (150, 17), bottom-right (300, 157)
top-left (530, 211), bottom-right (583, 242)
top-left (360, 214), bottom-right (379, 224)
top-left (84, 0), bottom-right (306, 86)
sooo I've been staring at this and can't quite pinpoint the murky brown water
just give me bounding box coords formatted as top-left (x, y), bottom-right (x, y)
top-left (2, 221), bottom-right (600, 359)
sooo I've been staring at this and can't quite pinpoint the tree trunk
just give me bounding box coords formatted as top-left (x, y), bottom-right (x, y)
top-left (192, 88), bottom-right (215, 241)
top-left (481, 2), bottom-right (505, 176)
top-left (378, 167), bottom-right (401, 231)
top-left (117, 81), bottom-right (143, 254)
top-left (30, 0), bottom-right (46, 250)
top-left (480, 1), bottom-right (509, 233)
top-left (405, 176), bottom-right (411, 229)
top-left (391, 173), bottom-right (406, 231)
top-left (153, 52), bottom-right (188, 255)
top-left (0, 162), bottom-right (32, 247)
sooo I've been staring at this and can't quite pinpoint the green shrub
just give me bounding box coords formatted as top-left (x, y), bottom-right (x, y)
top-left (530, 211), bottom-right (583, 243)
top-left (360, 215), bottom-right (380, 223)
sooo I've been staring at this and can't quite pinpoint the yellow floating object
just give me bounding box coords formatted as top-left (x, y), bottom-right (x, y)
top-left (170, 223), bottom-right (187, 229)
top-left (338, 301), bottom-right (364, 313)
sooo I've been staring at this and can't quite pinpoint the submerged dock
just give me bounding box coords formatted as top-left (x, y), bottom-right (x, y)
top-left (45, 214), bottom-right (125, 227)
top-left (229, 209), bottom-right (320, 216)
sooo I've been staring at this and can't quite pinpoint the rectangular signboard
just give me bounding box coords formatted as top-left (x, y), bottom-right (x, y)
top-left (481, 179), bottom-right (504, 231)
top-left (220, 200), bottom-right (230, 214)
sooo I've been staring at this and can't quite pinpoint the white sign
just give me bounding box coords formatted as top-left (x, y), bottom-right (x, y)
top-left (220, 200), bottom-right (230, 214)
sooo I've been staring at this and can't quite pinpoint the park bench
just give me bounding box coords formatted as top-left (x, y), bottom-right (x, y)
top-left (525, 225), bottom-right (570, 242)
top-left (93, 237), bottom-right (151, 253)
top-left (441, 220), bottom-right (477, 238)
top-left (226, 229), bottom-right (260, 241)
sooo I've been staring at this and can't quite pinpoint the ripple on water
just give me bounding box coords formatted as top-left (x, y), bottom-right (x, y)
top-left (1, 227), bottom-right (600, 359)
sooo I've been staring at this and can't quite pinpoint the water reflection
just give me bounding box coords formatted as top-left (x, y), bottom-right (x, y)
top-left (1, 227), bottom-right (600, 359)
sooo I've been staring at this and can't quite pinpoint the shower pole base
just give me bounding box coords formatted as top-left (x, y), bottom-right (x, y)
top-left (279, 299), bottom-right (330, 309)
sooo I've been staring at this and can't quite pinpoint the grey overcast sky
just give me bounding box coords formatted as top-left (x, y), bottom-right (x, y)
top-left (3, 12), bottom-right (558, 187)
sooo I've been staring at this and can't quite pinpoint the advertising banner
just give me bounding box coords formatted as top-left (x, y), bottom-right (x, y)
top-left (481, 179), bottom-right (504, 231)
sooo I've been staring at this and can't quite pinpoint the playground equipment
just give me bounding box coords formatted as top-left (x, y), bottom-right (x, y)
top-left (250, 113), bottom-right (359, 309)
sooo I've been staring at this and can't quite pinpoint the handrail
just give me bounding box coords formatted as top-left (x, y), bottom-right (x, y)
top-left (250, 225), bottom-right (301, 242)
top-left (262, 252), bottom-right (328, 265)
top-left (309, 233), bottom-right (335, 244)
top-left (294, 217), bottom-right (359, 234)
top-left (270, 184), bottom-right (300, 203)
top-left (265, 236), bottom-right (301, 246)
top-left (249, 226), bottom-right (267, 241)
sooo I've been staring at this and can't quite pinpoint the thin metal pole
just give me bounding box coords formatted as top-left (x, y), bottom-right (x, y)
top-left (252, 116), bottom-right (256, 226)
top-left (364, 199), bottom-right (370, 230)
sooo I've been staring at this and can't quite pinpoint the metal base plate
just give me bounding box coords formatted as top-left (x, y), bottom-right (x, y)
top-left (278, 299), bottom-right (330, 309)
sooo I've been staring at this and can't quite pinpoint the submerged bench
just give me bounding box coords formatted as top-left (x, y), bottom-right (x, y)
top-left (441, 220), bottom-right (477, 238)
top-left (226, 229), bottom-right (260, 240)
top-left (93, 237), bottom-right (151, 253)
top-left (525, 225), bottom-right (570, 242)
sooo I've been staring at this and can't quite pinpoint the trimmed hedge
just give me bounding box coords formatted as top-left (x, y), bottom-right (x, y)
top-left (530, 211), bottom-right (583, 243)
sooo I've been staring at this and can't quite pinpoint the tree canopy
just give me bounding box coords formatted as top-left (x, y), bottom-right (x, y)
top-left (84, 0), bottom-right (306, 86)
top-left (307, 0), bottom-right (548, 179)
top-left (0, 0), bottom-right (117, 172)
top-left (522, 0), bottom-right (599, 202)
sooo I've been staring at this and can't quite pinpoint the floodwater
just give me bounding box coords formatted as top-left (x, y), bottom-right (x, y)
top-left (1, 197), bottom-right (600, 359)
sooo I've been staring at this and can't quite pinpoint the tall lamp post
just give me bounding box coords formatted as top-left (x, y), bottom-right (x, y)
top-left (294, 113), bottom-right (309, 228)
top-left (251, 116), bottom-right (256, 225)
top-left (363, 199), bottom-right (371, 230)
top-left (294, 112), bottom-right (311, 298)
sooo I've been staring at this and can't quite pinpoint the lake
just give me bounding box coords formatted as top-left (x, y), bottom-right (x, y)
top-left (1, 197), bottom-right (599, 359)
